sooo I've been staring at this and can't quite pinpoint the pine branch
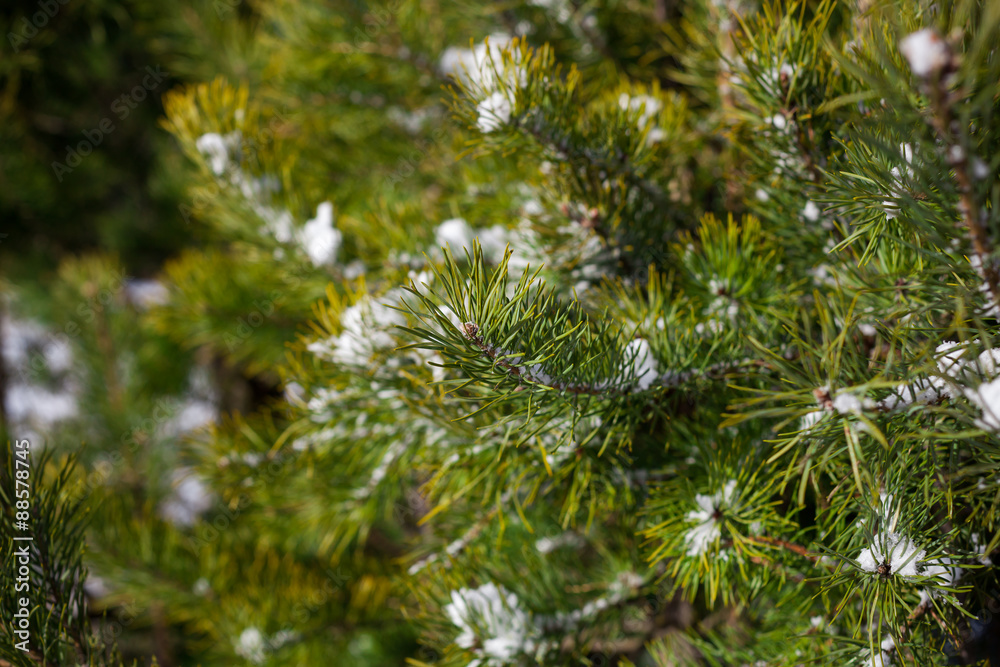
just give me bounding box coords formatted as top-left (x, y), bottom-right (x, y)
top-left (745, 535), bottom-right (815, 561)
top-left (911, 32), bottom-right (999, 311)
top-left (461, 321), bottom-right (620, 396)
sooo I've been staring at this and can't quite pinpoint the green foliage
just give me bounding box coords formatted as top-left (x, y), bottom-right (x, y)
top-left (0, 447), bottom-right (134, 666)
top-left (6, 0), bottom-right (1000, 665)
top-left (0, 0), bottom-right (258, 278)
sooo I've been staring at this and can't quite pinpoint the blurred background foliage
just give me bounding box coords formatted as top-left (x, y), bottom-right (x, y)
top-left (1, 1), bottom-right (708, 664)
top-left (0, 0), bottom-right (277, 277)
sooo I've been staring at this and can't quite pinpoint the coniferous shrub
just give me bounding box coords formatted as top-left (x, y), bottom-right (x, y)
top-left (3, 1), bottom-right (1000, 666)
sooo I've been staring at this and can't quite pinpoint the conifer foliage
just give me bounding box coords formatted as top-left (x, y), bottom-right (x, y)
top-left (4, 0), bottom-right (1000, 665)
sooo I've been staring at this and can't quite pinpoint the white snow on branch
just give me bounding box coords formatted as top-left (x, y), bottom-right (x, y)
top-left (436, 218), bottom-right (476, 251)
top-left (544, 571), bottom-right (645, 634)
top-left (810, 384), bottom-right (874, 417)
top-left (618, 93), bottom-right (666, 143)
top-left (882, 143), bottom-right (914, 220)
top-left (300, 201), bottom-right (341, 267)
top-left (233, 627), bottom-right (297, 665)
top-left (918, 556), bottom-right (961, 604)
top-left (971, 533), bottom-right (993, 565)
top-left (2, 313), bottom-right (80, 435)
top-left (899, 29), bottom-right (950, 78)
top-left (160, 468), bottom-right (213, 527)
top-left (195, 130), bottom-right (343, 269)
top-left (477, 91), bottom-right (514, 133)
top-left (684, 479), bottom-right (737, 557)
top-left (433, 218), bottom-right (529, 267)
top-left (444, 583), bottom-right (538, 666)
top-left (963, 378), bottom-right (1000, 431)
top-left (878, 340), bottom-right (1000, 411)
top-left (195, 131), bottom-right (242, 176)
top-left (622, 338), bottom-right (660, 391)
top-left (535, 532), bottom-right (585, 554)
top-left (863, 639), bottom-right (894, 667)
top-left (877, 339), bottom-right (1000, 426)
top-left (880, 378), bottom-right (944, 411)
top-left (307, 296), bottom-right (405, 368)
top-left (802, 200), bottom-right (821, 222)
top-left (969, 255), bottom-right (1000, 318)
top-left (856, 532), bottom-right (925, 579)
top-left (800, 409), bottom-right (826, 432)
top-left (124, 279), bottom-right (169, 309)
top-left (855, 494), bottom-right (957, 592)
top-left (439, 33), bottom-right (524, 94)
top-left (351, 441), bottom-right (407, 500)
top-left (234, 627), bottom-right (266, 664)
top-left (832, 390), bottom-right (874, 416)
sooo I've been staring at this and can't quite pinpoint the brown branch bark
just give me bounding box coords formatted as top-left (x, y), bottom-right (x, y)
top-left (924, 65), bottom-right (1000, 310)
top-left (745, 535), bottom-right (816, 561)
top-left (461, 321), bottom-right (615, 396)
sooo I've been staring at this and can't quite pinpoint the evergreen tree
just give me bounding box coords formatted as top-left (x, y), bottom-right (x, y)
top-left (3, 0), bottom-right (1000, 665)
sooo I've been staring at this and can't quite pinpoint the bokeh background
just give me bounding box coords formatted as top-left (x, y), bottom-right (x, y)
top-left (1, 1), bottom-right (699, 664)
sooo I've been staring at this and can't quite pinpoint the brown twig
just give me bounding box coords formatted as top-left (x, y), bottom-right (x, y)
top-left (461, 321), bottom-right (617, 396)
top-left (745, 535), bottom-right (817, 561)
top-left (791, 110), bottom-right (824, 184)
top-left (922, 48), bottom-right (1000, 310)
top-left (462, 321), bottom-right (766, 397)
